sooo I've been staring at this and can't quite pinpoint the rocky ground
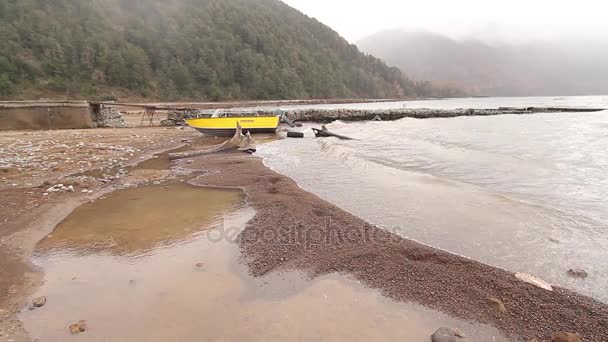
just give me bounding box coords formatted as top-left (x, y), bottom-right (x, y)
top-left (0, 126), bottom-right (199, 341)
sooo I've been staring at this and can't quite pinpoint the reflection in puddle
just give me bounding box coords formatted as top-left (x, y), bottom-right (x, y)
top-left (36, 182), bottom-right (243, 256)
top-left (22, 183), bottom-right (508, 341)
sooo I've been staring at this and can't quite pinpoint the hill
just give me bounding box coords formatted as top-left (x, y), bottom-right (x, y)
top-left (0, 0), bottom-right (451, 101)
top-left (358, 30), bottom-right (608, 96)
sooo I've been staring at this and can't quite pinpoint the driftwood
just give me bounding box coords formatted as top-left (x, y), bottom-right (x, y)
top-left (169, 123), bottom-right (256, 160)
top-left (311, 125), bottom-right (355, 140)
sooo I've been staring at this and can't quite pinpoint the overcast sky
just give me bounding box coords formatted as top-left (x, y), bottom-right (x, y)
top-left (281, 0), bottom-right (608, 43)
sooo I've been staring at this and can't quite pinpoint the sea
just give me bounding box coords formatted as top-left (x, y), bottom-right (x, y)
top-left (256, 96), bottom-right (608, 303)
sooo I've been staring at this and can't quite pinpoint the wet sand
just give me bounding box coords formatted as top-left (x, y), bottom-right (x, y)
top-left (21, 182), bottom-right (506, 342)
top-left (0, 127), bottom-right (198, 340)
top-left (186, 152), bottom-right (608, 341)
top-left (2, 127), bottom-right (608, 341)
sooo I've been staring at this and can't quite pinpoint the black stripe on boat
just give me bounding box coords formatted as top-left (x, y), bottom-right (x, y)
top-left (194, 128), bottom-right (277, 137)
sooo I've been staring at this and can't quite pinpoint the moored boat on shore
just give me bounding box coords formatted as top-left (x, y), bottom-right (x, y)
top-left (186, 110), bottom-right (280, 137)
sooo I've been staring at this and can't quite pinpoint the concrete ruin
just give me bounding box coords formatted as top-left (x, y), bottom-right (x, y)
top-left (0, 101), bottom-right (125, 130)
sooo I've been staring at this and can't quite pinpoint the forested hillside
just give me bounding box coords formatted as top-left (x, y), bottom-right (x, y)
top-left (0, 0), bottom-right (447, 101)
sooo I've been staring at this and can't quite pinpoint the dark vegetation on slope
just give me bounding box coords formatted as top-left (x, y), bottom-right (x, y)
top-left (0, 0), bottom-right (458, 101)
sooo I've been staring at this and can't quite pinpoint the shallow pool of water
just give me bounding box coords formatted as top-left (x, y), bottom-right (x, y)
top-left (21, 182), bottom-right (507, 341)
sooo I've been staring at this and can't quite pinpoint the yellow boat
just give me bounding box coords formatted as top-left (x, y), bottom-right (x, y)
top-left (185, 110), bottom-right (280, 137)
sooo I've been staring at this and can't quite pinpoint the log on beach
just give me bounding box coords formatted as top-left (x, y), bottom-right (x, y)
top-left (169, 123), bottom-right (256, 160)
top-left (312, 125), bottom-right (355, 140)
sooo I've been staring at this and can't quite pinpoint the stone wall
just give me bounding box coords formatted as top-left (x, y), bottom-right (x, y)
top-left (94, 107), bottom-right (125, 128)
top-left (161, 109), bottom-right (210, 126)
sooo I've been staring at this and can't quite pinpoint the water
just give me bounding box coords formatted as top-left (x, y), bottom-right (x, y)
top-left (22, 181), bottom-right (507, 341)
top-left (254, 95), bottom-right (608, 111)
top-left (258, 96), bottom-right (608, 303)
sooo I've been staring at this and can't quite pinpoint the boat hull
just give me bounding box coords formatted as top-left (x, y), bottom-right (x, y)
top-left (186, 116), bottom-right (280, 137)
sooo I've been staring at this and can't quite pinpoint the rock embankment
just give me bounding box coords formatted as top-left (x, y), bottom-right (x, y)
top-left (161, 110), bottom-right (209, 126)
top-left (160, 106), bottom-right (605, 126)
top-left (281, 107), bottom-right (604, 123)
top-left (95, 107), bottom-right (125, 128)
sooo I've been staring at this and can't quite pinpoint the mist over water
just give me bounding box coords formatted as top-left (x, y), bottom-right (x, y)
top-left (258, 96), bottom-right (608, 303)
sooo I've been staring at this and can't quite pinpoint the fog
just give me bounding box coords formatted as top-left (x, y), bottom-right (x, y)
top-left (281, 0), bottom-right (608, 44)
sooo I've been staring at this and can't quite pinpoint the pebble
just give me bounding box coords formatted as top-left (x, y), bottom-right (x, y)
top-left (567, 269), bottom-right (588, 279)
top-left (69, 320), bottom-right (88, 334)
top-left (488, 297), bottom-right (507, 313)
top-left (32, 296), bottom-right (47, 308)
top-left (552, 332), bottom-right (582, 342)
top-left (515, 273), bottom-right (553, 291)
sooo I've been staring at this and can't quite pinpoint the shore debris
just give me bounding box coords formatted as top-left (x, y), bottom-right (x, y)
top-left (69, 320), bottom-right (88, 334)
top-left (487, 297), bottom-right (507, 314)
top-left (552, 332), bottom-right (583, 342)
top-left (46, 184), bottom-right (75, 193)
top-left (515, 273), bottom-right (553, 291)
top-left (169, 123), bottom-right (256, 160)
top-left (567, 269), bottom-right (589, 279)
top-left (287, 131), bottom-right (304, 138)
top-left (431, 327), bottom-right (467, 342)
top-left (312, 125), bottom-right (355, 140)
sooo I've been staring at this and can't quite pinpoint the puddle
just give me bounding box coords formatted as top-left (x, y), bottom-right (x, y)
top-left (35, 182), bottom-right (242, 256)
top-left (21, 182), bottom-right (509, 341)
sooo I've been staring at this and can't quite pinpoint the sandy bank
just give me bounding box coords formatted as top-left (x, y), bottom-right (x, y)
top-left (186, 151), bottom-right (608, 342)
top-left (0, 127), bottom-right (199, 341)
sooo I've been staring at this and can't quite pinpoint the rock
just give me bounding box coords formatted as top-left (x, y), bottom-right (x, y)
top-left (431, 327), bottom-right (467, 342)
top-left (552, 332), bottom-right (582, 342)
top-left (487, 297), bottom-right (507, 313)
top-left (32, 296), bottom-right (46, 308)
top-left (567, 269), bottom-right (588, 279)
top-left (160, 119), bottom-right (176, 127)
top-left (515, 272), bottom-right (553, 291)
top-left (166, 109), bottom-right (209, 126)
top-left (69, 320), bottom-right (88, 334)
top-left (95, 107), bottom-right (125, 128)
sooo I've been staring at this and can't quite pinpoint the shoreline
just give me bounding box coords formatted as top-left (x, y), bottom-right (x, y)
top-left (187, 151), bottom-right (608, 342)
top-left (0, 128), bottom-right (199, 341)
top-left (2, 129), bottom-right (608, 341)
